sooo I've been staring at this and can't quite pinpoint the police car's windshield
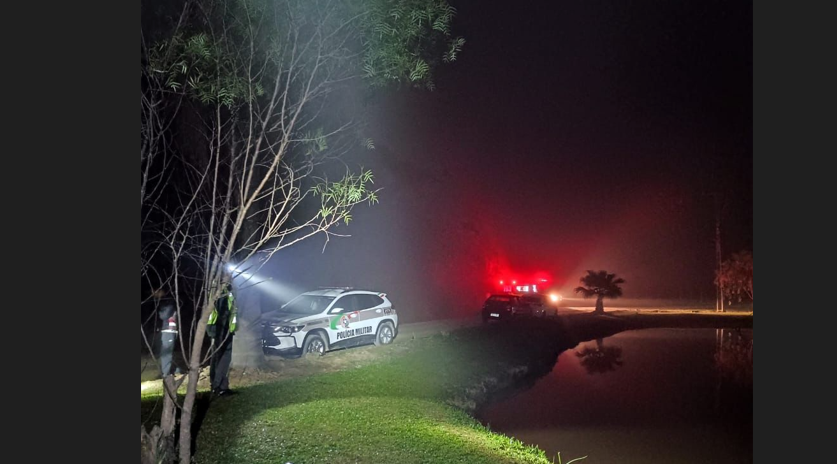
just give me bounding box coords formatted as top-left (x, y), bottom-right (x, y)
top-left (281, 295), bottom-right (335, 315)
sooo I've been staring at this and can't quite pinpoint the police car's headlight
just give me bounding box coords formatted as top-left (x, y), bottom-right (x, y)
top-left (278, 325), bottom-right (304, 334)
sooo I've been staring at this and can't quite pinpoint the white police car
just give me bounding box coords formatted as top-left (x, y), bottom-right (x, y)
top-left (262, 288), bottom-right (398, 357)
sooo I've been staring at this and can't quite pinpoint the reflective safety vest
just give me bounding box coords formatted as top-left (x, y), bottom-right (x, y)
top-left (207, 292), bottom-right (237, 334)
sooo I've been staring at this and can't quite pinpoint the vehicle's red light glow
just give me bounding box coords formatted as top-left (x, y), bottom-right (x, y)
top-left (495, 274), bottom-right (554, 295)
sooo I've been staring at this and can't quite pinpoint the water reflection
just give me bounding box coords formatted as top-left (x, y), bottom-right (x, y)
top-left (479, 328), bottom-right (753, 463)
top-left (715, 328), bottom-right (753, 386)
top-left (575, 338), bottom-right (624, 375)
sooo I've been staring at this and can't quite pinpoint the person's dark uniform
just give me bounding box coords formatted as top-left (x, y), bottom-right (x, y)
top-left (207, 284), bottom-right (237, 395)
top-left (157, 291), bottom-right (178, 377)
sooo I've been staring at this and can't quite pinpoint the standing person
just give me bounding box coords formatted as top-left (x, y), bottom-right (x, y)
top-left (207, 282), bottom-right (237, 396)
top-left (155, 289), bottom-right (178, 377)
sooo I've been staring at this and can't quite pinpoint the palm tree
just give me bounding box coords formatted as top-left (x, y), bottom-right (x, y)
top-left (574, 270), bottom-right (625, 314)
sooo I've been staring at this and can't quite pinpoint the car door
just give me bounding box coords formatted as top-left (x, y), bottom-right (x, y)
top-left (326, 294), bottom-right (361, 345)
top-left (326, 294), bottom-right (383, 346)
top-left (355, 293), bottom-right (386, 338)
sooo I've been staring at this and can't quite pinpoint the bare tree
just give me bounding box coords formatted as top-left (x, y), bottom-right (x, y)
top-left (140, 1), bottom-right (463, 462)
top-left (715, 250), bottom-right (753, 306)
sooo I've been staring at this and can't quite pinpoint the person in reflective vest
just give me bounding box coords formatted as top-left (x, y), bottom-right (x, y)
top-left (155, 289), bottom-right (178, 377)
top-left (207, 282), bottom-right (237, 395)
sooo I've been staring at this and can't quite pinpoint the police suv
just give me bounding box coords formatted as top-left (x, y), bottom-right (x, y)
top-left (262, 288), bottom-right (398, 356)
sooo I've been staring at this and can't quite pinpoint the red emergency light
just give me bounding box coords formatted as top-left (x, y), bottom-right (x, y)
top-left (496, 279), bottom-right (540, 294)
top-left (493, 273), bottom-right (558, 300)
top-left (514, 284), bottom-right (538, 293)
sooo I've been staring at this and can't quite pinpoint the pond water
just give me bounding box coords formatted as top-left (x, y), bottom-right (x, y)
top-left (478, 328), bottom-right (753, 463)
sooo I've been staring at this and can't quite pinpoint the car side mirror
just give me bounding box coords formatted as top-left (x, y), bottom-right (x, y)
top-left (331, 307), bottom-right (344, 314)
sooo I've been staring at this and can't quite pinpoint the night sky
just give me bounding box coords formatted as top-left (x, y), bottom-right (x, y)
top-left (259, 0), bottom-right (753, 321)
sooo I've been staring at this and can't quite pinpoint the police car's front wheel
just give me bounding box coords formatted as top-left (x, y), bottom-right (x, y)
top-left (302, 333), bottom-right (328, 357)
top-left (375, 322), bottom-right (395, 346)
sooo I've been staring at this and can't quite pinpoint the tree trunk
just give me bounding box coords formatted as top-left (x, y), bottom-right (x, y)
top-left (159, 375), bottom-right (178, 459)
top-left (232, 284), bottom-right (266, 369)
top-left (179, 302), bottom-right (212, 464)
top-left (715, 198), bottom-right (724, 313)
top-left (232, 318), bottom-right (266, 369)
top-left (594, 295), bottom-right (604, 314)
top-left (141, 425), bottom-right (159, 464)
top-left (141, 375), bottom-right (180, 464)
top-left (230, 163), bottom-right (269, 371)
top-left (178, 366), bottom-right (201, 464)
